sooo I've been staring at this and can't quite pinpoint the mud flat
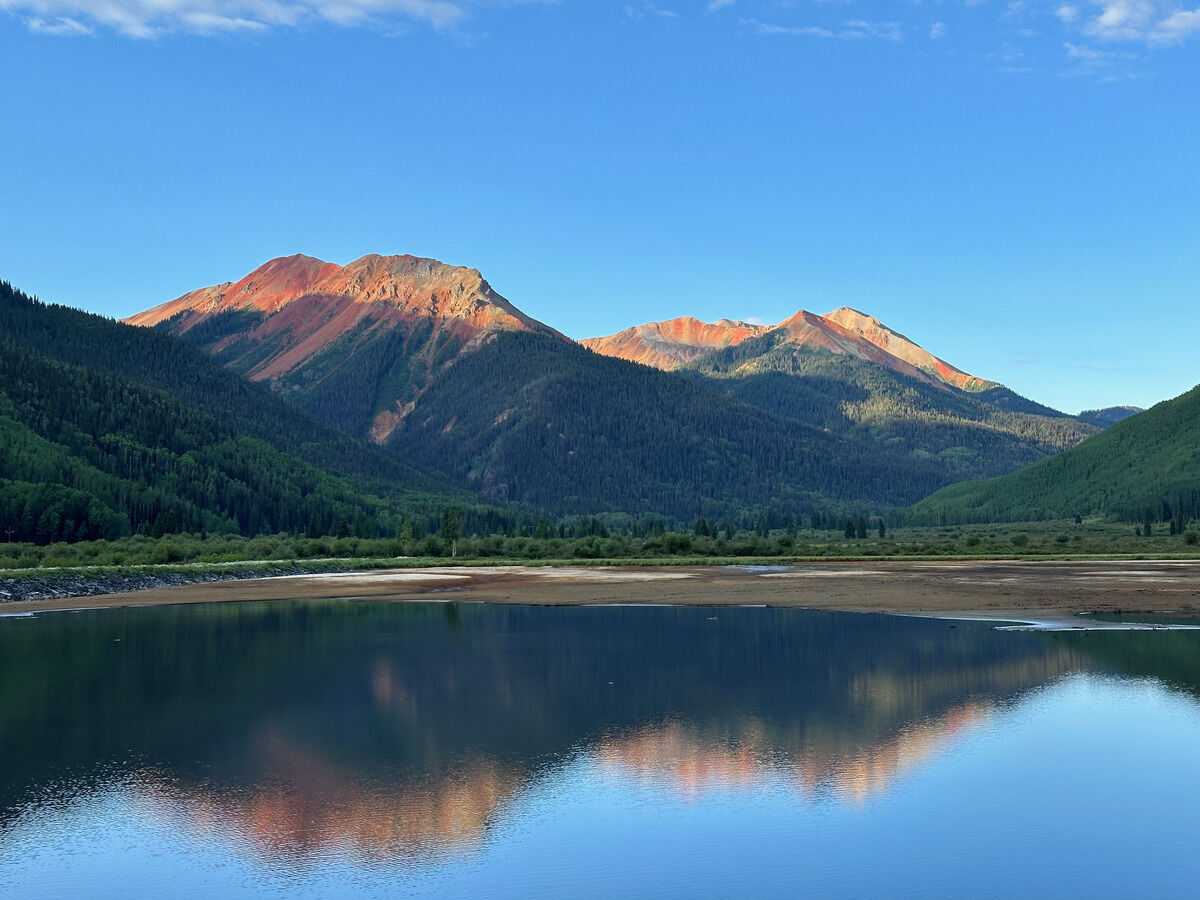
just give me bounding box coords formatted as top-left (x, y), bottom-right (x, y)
top-left (5, 560), bottom-right (1200, 622)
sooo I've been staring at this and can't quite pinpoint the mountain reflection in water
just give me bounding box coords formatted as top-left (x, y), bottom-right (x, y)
top-left (592, 703), bottom-right (990, 805)
top-left (2, 601), bottom-right (1198, 877)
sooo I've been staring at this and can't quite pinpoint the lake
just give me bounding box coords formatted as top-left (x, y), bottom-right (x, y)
top-left (2, 600), bottom-right (1199, 897)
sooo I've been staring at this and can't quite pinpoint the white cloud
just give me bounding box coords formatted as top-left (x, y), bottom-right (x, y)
top-left (1061, 39), bottom-right (1139, 76)
top-left (706, 0), bottom-right (735, 12)
top-left (843, 19), bottom-right (903, 39)
top-left (1064, 39), bottom-right (1108, 57)
top-left (1078, 0), bottom-right (1200, 44)
top-left (624, 2), bottom-right (678, 20)
top-left (0, 0), bottom-right (498, 37)
top-left (1150, 5), bottom-right (1200, 40)
top-left (26, 13), bottom-right (90, 33)
top-left (1084, 0), bottom-right (1158, 39)
top-left (744, 18), bottom-right (834, 37)
top-left (743, 17), bottom-right (903, 41)
top-left (1055, 3), bottom-right (1080, 22)
top-left (929, 20), bottom-right (946, 37)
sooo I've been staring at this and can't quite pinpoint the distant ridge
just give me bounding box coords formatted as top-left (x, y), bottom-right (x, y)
top-left (1076, 406), bottom-right (1142, 429)
top-left (580, 316), bottom-right (768, 370)
top-left (585, 306), bottom-right (999, 393)
top-left (911, 387), bottom-right (1199, 525)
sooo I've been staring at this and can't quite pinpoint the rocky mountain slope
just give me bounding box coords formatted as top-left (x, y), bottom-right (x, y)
top-left (585, 306), bottom-right (1000, 392)
top-left (129, 254), bottom-right (566, 441)
top-left (580, 317), bottom-right (768, 370)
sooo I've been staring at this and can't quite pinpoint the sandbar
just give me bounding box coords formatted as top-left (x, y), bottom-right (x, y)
top-left (6, 560), bottom-right (1200, 623)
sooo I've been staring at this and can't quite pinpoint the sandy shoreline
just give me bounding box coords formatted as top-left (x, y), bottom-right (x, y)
top-left (5, 560), bottom-right (1200, 624)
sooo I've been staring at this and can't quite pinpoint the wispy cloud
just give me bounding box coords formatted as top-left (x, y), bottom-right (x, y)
top-left (707, 0), bottom-right (735, 12)
top-left (625, 2), bottom-right (678, 20)
top-left (25, 13), bottom-right (90, 34)
top-left (1065, 39), bottom-right (1109, 58)
top-left (1056, 3), bottom-right (1080, 23)
top-left (1061, 39), bottom-right (1142, 78)
top-left (1003, 0), bottom-right (1027, 19)
top-left (929, 20), bottom-right (947, 38)
top-left (1079, 0), bottom-right (1200, 45)
top-left (742, 17), bottom-right (903, 41)
top-left (0, 0), bottom-right (526, 37)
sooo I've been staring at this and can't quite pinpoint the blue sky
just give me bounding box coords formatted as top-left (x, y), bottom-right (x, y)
top-left (1, 0), bottom-right (1197, 413)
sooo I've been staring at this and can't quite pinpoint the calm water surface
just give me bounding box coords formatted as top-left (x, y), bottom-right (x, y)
top-left (2, 601), bottom-right (1199, 898)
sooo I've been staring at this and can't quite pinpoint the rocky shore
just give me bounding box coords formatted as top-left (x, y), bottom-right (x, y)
top-left (0, 566), bottom-right (318, 604)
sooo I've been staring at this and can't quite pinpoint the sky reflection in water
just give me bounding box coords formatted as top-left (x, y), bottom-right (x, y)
top-left (1, 601), bottom-right (1198, 897)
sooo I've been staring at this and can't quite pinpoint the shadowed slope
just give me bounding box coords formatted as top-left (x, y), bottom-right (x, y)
top-left (912, 386), bottom-right (1200, 524)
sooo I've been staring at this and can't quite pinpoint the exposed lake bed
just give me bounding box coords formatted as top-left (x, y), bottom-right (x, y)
top-left (6, 559), bottom-right (1200, 625)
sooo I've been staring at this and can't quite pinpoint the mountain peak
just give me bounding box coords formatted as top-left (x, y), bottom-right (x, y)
top-left (825, 306), bottom-right (880, 328)
top-left (124, 252), bottom-right (565, 444)
top-left (126, 252), bottom-right (555, 337)
top-left (580, 316), bottom-right (768, 370)
top-left (822, 306), bottom-right (998, 392)
top-left (585, 305), bottom-right (999, 393)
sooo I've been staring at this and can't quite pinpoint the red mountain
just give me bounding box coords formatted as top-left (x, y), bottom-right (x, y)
top-left (126, 253), bottom-right (565, 441)
top-left (583, 307), bottom-right (996, 392)
top-left (822, 307), bottom-right (998, 392)
top-left (580, 317), bottom-right (768, 370)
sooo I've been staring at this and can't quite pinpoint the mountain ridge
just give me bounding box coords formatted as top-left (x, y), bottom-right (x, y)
top-left (128, 252), bottom-right (561, 342)
top-left (121, 252), bottom-right (1112, 519)
top-left (585, 306), bottom-right (1000, 395)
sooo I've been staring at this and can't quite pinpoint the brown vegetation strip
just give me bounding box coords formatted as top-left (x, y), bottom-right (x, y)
top-left (6, 560), bottom-right (1200, 620)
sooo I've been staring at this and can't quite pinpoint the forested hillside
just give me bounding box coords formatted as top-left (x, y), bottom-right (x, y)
top-left (1076, 406), bottom-right (1142, 429)
top-left (910, 388), bottom-right (1200, 525)
top-left (686, 333), bottom-right (1095, 483)
top-left (0, 282), bottom-right (475, 543)
top-left (389, 331), bottom-right (965, 518)
top-left (0, 281), bottom-right (447, 491)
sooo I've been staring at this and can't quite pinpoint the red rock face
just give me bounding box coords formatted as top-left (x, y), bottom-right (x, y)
top-left (580, 316), bottom-right (768, 370)
top-left (126, 252), bottom-right (564, 383)
top-left (125, 253), bottom-right (568, 444)
top-left (823, 307), bottom-right (998, 392)
top-left (127, 253), bottom-right (558, 341)
top-left (584, 307), bottom-right (995, 392)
